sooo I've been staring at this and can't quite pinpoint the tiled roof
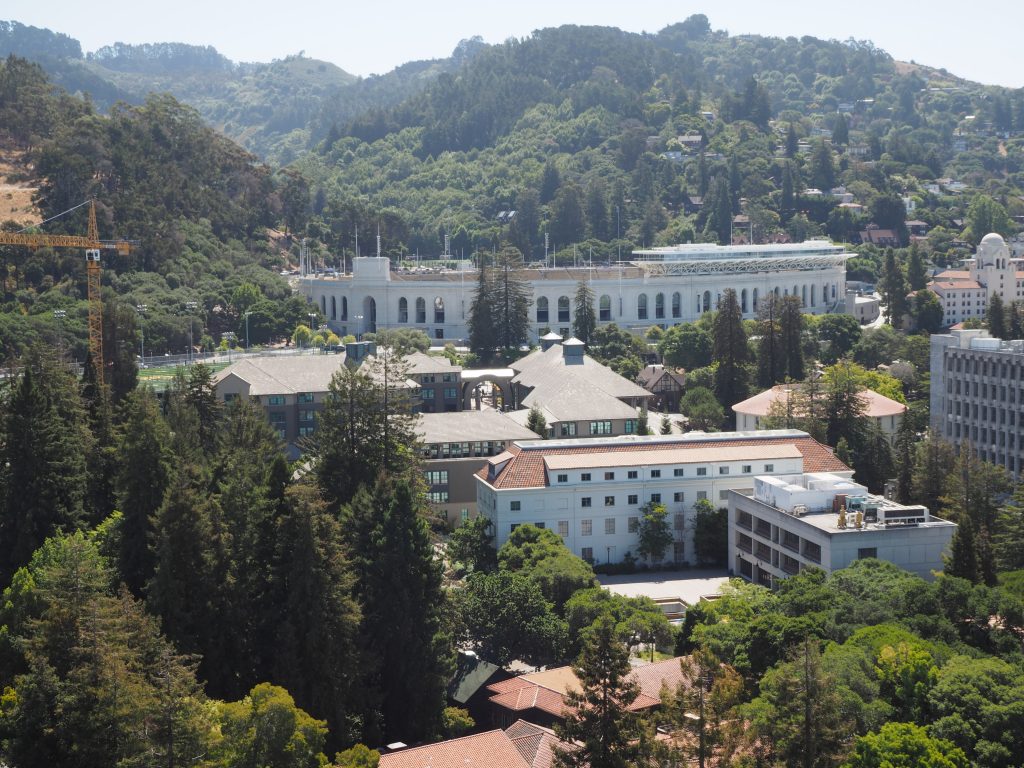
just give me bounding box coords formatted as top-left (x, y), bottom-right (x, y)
top-left (417, 411), bottom-right (540, 445)
top-left (379, 729), bottom-right (530, 768)
top-left (505, 720), bottom-right (563, 768)
top-left (732, 385), bottom-right (907, 419)
top-left (478, 433), bottom-right (849, 490)
top-left (405, 350), bottom-right (463, 375)
top-left (211, 355), bottom-right (345, 396)
top-left (543, 444), bottom-right (802, 470)
top-left (487, 658), bottom-right (690, 718)
top-left (930, 280), bottom-right (982, 290)
top-left (512, 344), bottom-right (652, 402)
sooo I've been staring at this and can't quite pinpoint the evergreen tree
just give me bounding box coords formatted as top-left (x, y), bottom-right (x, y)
top-left (824, 361), bottom-right (868, 449)
top-left (780, 161), bottom-right (796, 212)
top-left (147, 460), bottom-right (221, 679)
top-left (526, 404), bottom-right (548, 437)
top-left (549, 183), bottom-right (587, 247)
top-left (585, 179), bottom-right (609, 241)
top-left (273, 484), bottom-right (362, 748)
top-left (808, 138), bottom-right (836, 190)
top-left (490, 247), bottom-right (532, 351)
top-left (880, 248), bottom-right (909, 326)
top-left (907, 244), bottom-right (928, 291)
top-left (115, 388), bottom-right (172, 596)
top-left (555, 613), bottom-right (649, 768)
top-left (947, 517), bottom-right (980, 582)
top-left (540, 160), bottom-right (561, 204)
top-left (911, 431), bottom-right (956, 514)
top-left (0, 349), bottom-right (89, 584)
top-left (893, 413), bottom-right (917, 504)
top-left (757, 294), bottom-right (783, 387)
top-left (468, 255), bottom-right (497, 354)
top-left (343, 476), bottom-right (451, 744)
top-left (573, 279), bottom-right (597, 345)
top-left (831, 113), bottom-right (849, 146)
top-left (785, 123), bottom-right (799, 158)
top-left (80, 352), bottom-right (117, 526)
top-left (713, 289), bottom-right (750, 418)
top-left (780, 295), bottom-right (805, 381)
top-left (987, 293), bottom-right (1007, 339)
top-left (702, 176), bottom-right (733, 245)
top-left (312, 354), bottom-right (418, 511)
top-left (853, 423), bottom-right (894, 494)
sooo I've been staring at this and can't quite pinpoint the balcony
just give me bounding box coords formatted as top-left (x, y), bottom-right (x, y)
top-left (755, 543), bottom-right (772, 561)
top-left (782, 556), bottom-right (800, 576)
top-left (755, 521), bottom-right (772, 538)
top-left (737, 534), bottom-right (753, 554)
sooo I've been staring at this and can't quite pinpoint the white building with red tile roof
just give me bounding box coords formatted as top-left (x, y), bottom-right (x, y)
top-left (732, 384), bottom-right (907, 443)
top-left (927, 233), bottom-right (1024, 326)
top-left (475, 430), bottom-right (850, 566)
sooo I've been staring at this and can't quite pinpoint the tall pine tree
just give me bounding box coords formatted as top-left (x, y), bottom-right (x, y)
top-left (713, 289), bottom-right (750, 420)
top-left (573, 279), bottom-right (597, 345)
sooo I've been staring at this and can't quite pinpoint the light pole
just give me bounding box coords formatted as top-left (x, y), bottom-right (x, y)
top-left (615, 205), bottom-right (621, 263)
top-left (136, 304), bottom-right (147, 367)
top-left (53, 309), bottom-right (66, 356)
top-left (185, 301), bottom-right (198, 364)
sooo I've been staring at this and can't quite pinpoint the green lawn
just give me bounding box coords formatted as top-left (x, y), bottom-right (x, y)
top-left (137, 361), bottom-right (230, 391)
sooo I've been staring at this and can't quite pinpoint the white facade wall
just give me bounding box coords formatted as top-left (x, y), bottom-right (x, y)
top-left (303, 246), bottom-right (848, 342)
top-left (476, 455), bottom-right (808, 566)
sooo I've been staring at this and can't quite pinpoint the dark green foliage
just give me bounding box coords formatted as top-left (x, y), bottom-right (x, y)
top-left (636, 503), bottom-right (674, 564)
top-left (712, 289), bottom-right (750, 416)
top-left (987, 293), bottom-right (1007, 339)
top-left (845, 722), bottom-right (968, 768)
top-left (779, 295), bottom-right (805, 381)
top-left (573, 279), bottom-right (597, 344)
top-left (453, 570), bottom-right (567, 666)
top-left (658, 322), bottom-right (712, 370)
top-left (880, 248), bottom-right (910, 326)
top-left (588, 323), bottom-right (647, 379)
top-left (0, 348), bottom-right (90, 585)
top-left (498, 524), bottom-right (598, 611)
top-left (312, 355), bottom-right (418, 511)
top-left (693, 499), bottom-right (728, 567)
top-left (447, 516), bottom-right (497, 574)
top-left (468, 248), bottom-right (531, 356)
top-left (554, 614), bottom-right (649, 768)
top-left (342, 476), bottom-right (450, 744)
top-left (526, 404), bottom-right (548, 437)
top-left (114, 387), bottom-right (172, 595)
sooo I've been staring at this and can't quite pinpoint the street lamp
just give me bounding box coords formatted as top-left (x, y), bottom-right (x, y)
top-left (136, 304), bottom-right (147, 366)
top-left (185, 301), bottom-right (198, 364)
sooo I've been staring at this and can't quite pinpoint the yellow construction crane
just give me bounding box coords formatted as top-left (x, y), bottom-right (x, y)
top-left (0, 200), bottom-right (135, 384)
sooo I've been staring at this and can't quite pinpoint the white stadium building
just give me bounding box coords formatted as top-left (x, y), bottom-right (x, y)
top-left (301, 241), bottom-right (850, 342)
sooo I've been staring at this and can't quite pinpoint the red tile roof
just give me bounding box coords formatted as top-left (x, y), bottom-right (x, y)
top-left (487, 657), bottom-right (691, 718)
top-left (379, 722), bottom-right (569, 768)
top-left (479, 435), bottom-right (849, 490)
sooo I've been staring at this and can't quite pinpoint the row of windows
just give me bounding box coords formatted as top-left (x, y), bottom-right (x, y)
top-left (421, 388), bottom-right (460, 400)
top-left (514, 490), bottom-right (699, 511)
top-left (424, 470), bottom-right (449, 486)
top-left (557, 464), bottom-right (767, 483)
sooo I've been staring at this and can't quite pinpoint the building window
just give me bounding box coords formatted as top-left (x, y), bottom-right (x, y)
top-left (298, 426), bottom-right (315, 437)
top-left (628, 517), bottom-right (639, 533)
top-left (269, 411), bottom-right (286, 424)
top-left (742, 465), bottom-right (752, 473)
top-left (421, 388), bottom-right (435, 400)
top-left (581, 519), bottom-right (592, 536)
top-left (764, 464), bottom-right (774, 472)
top-left (581, 497), bottom-right (592, 508)
top-left (651, 469), bottom-right (661, 478)
top-left (697, 468), bottom-right (707, 476)
top-left (557, 474), bottom-right (568, 483)
top-left (560, 422), bottom-right (577, 437)
top-left (650, 493), bottom-right (661, 503)
top-left (858, 547), bottom-right (877, 560)
top-left (673, 492), bottom-right (685, 503)
top-left (638, 293), bottom-right (648, 320)
top-left (536, 296), bottom-right (549, 323)
top-left (590, 421), bottom-right (613, 435)
top-left (461, 509), bottom-right (470, 521)
top-left (604, 471), bottom-right (615, 480)
top-left (510, 501), bottom-right (521, 511)
top-left (600, 294), bottom-right (612, 321)
top-left (674, 468), bottom-right (684, 477)
top-left (298, 392), bottom-right (314, 403)
top-left (426, 491), bottom-right (449, 503)
top-left (628, 470), bottom-right (638, 479)
top-left (299, 410), bottom-right (316, 422)
top-left (655, 292), bottom-right (665, 319)
top-left (673, 541), bottom-right (684, 562)
top-left (605, 518), bottom-right (616, 535)
top-left (444, 388), bottom-right (458, 400)
top-left (628, 494), bottom-right (638, 505)
top-left (424, 470), bottom-right (448, 485)
top-left (674, 514), bottom-right (685, 530)
top-left (558, 296), bottom-right (570, 323)
top-left (398, 297), bottom-right (408, 323)
top-left (604, 496), bottom-right (615, 507)
top-left (581, 473), bottom-right (592, 482)
top-left (434, 296), bottom-right (445, 324)
top-left (624, 419), bottom-right (636, 434)
top-left (697, 491), bottom-right (707, 500)
top-left (268, 395), bottom-right (285, 406)
top-left (719, 466), bottom-right (730, 475)
top-left (558, 520), bottom-right (569, 537)
top-left (582, 547), bottom-right (594, 562)
top-left (415, 297), bottom-right (426, 324)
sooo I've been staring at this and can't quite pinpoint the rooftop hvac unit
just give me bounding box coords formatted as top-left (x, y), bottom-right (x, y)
top-left (792, 504), bottom-right (807, 517)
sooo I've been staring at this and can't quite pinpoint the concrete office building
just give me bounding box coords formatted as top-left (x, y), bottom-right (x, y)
top-left (728, 473), bottom-right (956, 587)
top-left (475, 430), bottom-right (850, 566)
top-left (930, 328), bottom-right (1024, 478)
top-left (302, 241), bottom-right (849, 342)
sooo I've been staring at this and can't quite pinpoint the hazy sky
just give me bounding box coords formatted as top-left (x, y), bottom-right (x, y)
top-left (8, 0), bottom-right (1023, 88)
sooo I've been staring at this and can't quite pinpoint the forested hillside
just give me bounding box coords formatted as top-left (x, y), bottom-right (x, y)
top-left (0, 55), bottom-right (313, 366)
top-left (0, 20), bottom-right (467, 163)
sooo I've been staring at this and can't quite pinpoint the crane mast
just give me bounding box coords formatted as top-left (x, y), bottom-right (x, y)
top-left (0, 200), bottom-right (135, 385)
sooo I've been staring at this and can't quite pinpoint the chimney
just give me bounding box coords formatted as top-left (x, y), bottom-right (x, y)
top-left (540, 331), bottom-right (563, 351)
